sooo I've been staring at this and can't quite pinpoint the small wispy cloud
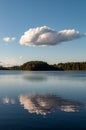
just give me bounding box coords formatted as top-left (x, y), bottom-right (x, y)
top-left (19, 26), bottom-right (85, 46)
top-left (84, 33), bottom-right (86, 36)
top-left (0, 59), bottom-right (18, 67)
top-left (3, 37), bottom-right (16, 42)
top-left (19, 56), bottom-right (23, 59)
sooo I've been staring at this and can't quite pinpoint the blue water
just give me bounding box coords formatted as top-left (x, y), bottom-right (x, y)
top-left (0, 71), bottom-right (86, 130)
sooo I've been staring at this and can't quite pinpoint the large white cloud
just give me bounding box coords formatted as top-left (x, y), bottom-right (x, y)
top-left (3, 37), bottom-right (16, 42)
top-left (19, 26), bottom-right (83, 46)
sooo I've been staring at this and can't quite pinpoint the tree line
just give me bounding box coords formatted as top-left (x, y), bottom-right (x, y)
top-left (54, 62), bottom-right (86, 70)
top-left (0, 61), bottom-right (86, 71)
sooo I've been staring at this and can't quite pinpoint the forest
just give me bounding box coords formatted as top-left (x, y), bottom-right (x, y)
top-left (0, 61), bottom-right (86, 71)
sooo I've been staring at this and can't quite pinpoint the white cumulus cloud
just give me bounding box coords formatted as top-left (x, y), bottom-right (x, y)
top-left (3, 37), bottom-right (16, 42)
top-left (19, 26), bottom-right (84, 46)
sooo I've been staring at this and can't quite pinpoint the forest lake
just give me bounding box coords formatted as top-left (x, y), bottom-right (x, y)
top-left (0, 70), bottom-right (86, 130)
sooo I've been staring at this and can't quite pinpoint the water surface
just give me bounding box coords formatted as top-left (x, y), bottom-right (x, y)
top-left (0, 71), bottom-right (86, 130)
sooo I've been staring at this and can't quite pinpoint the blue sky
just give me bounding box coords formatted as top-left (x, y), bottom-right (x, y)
top-left (0, 0), bottom-right (86, 66)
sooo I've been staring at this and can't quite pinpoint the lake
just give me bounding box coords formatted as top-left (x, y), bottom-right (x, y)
top-left (0, 71), bottom-right (86, 130)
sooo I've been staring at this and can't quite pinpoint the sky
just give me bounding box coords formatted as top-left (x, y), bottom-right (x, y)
top-left (0, 0), bottom-right (86, 66)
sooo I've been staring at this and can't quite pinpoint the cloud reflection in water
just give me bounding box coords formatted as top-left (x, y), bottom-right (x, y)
top-left (19, 94), bottom-right (81, 115)
top-left (3, 97), bottom-right (15, 104)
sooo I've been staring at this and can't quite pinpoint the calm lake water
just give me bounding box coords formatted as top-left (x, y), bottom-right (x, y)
top-left (0, 71), bottom-right (86, 130)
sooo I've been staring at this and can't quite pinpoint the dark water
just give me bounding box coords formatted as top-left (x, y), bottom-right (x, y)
top-left (0, 71), bottom-right (86, 130)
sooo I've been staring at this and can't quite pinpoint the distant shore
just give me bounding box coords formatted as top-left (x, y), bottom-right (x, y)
top-left (0, 61), bottom-right (86, 71)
